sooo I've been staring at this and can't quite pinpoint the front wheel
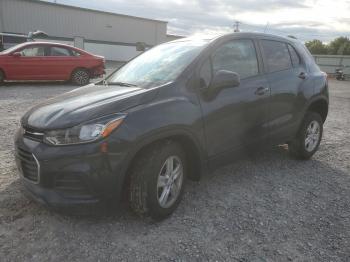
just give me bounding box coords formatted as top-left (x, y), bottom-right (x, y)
top-left (71, 69), bottom-right (90, 86)
top-left (128, 141), bottom-right (187, 220)
top-left (0, 70), bottom-right (4, 85)
top-left (289, 112), bottom-right (323, 160)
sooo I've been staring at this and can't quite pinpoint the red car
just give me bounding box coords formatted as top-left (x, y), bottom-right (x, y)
top-left (0, 42), bottom-right (105, 85)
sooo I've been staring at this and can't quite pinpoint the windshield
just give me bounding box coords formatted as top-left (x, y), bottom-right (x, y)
top-left (107, 39), bottom-right (209, 87)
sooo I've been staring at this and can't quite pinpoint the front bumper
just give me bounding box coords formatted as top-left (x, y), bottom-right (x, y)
top-left (14, 128), bottom-right (128, 208)
top-left (22, 179), bottom-right (99, 207)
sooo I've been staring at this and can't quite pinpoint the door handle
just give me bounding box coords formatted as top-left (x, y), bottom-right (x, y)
top-left (298, 72), bottom-right (307, 80)
top-left (255, 87), bottom-right (269, 96)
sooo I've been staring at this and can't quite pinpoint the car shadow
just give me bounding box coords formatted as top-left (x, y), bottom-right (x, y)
top-left (1, 144), bottom-right (349, 225)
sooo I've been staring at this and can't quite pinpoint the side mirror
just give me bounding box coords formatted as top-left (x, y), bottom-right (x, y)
top-left (12, 52), bottom-right (21, 57)
top-left (211, 70), bottom-right (240, 89)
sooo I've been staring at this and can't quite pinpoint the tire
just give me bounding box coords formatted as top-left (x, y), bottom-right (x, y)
top-left (0, 70), bottom-right (4, 85)
top-left (71, 69), bottom-right (90, 86)
top-left (128, 141), bottom-right (187, 220)
top-left (289, 112), bottom-right (323, 160)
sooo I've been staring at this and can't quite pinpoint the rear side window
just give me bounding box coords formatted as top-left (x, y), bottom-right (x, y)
top-left (288, 44), bottom-right (301, 67)
top-left (260, 40), bottom-right (292, 73)
top-left (71, 50), bottom-right (81, 56)
top-left (50, 46), bottom-right (72, 56)
top-left (212, 39), bottom-right (259, 79)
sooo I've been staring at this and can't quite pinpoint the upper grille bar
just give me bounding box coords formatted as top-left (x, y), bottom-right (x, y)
top-left (23, 127), bottom-right (44, 142)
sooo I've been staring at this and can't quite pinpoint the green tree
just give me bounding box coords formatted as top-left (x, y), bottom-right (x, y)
top-left (328, 37), bottom-right (350, 55)
top-left (305, 39), bottom-right (328, 55)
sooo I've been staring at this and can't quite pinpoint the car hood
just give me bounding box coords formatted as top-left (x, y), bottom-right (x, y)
top-left (21, 83), bottom-right (160, 130)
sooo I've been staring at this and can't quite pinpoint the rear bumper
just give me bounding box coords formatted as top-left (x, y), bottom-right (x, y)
top-left (90, 65), bottom-right (105, 78)
top-left (14, 128), bottom-right (128, 208)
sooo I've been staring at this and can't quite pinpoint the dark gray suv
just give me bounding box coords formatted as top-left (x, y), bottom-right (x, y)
top-left (14, 33), bottom-right (328, 219)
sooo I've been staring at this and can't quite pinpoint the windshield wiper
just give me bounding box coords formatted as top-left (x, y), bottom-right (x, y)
top-left (105, 81), bottom-right (137, 87)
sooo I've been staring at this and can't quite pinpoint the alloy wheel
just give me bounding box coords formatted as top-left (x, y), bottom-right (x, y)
top-left (157, 155), bottom-right (184, 208)
top-left (74, 70), bottom-right (89, 85)
top-left (305, 120), bottom-right (321, 152)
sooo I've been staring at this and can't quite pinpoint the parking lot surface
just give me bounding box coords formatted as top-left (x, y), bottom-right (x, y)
top-left (0, 80), bottom-right (349, 261)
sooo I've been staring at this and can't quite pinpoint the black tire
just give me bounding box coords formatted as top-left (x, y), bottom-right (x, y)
top-left (289, 112), bottom-right (323, 160)
top-left (0, 70), bottom-right (4, 85)
top-left (71, 69), bottom-right (90, 86)
top-left (128, 141), bottom-right (187, 220)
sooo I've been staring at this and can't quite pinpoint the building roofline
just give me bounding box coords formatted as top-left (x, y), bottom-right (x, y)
top-left (23, 0), bottom-right (168, 24)
top-left (167, 34), bottom-right (185, 38)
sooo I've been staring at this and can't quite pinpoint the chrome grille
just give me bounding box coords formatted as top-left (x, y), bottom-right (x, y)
top-left (17, 147), bottom-right (40, 183)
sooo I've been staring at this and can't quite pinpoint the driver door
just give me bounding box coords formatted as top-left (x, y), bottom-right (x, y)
top-left (198, 39), bottom-right (271, 160)
top-left (6, 44), bottom-right (50, 80)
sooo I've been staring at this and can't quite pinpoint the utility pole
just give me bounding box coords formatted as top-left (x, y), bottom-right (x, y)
top-left (264, 22), bottom-right (269, 33)
top-left (234, 21), bottom-right (240, 32)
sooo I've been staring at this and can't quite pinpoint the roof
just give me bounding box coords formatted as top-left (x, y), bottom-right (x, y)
top-left (174, 32), bottom-right (301, 44)
top-left (6, 41), bottom-right (84, 50)
top-left (23, 0), bottom-right (168, 24)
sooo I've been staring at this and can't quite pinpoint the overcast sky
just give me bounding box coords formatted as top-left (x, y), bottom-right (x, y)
top-left (45, 0), bottom-right (350, 42)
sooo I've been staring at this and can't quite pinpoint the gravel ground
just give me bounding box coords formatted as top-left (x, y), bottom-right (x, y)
top-left (0, 80), bottom-right (349, 262)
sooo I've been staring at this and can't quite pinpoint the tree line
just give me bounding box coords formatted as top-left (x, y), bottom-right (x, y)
top-left (305, 37), bottom-right (350, 55)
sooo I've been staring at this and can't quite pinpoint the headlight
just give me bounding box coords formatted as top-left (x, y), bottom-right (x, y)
top-left (44, 114), bottom-right (126, 145)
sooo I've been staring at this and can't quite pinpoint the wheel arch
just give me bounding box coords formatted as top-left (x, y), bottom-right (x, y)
top-left (120, 129), bottom-right (206, 197)
top-left (305, 97), bottom-right (328, 123)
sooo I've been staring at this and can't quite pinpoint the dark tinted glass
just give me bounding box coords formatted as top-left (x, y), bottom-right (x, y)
top-left (212, 39), bottom-right (259, 79)
top-left (288, 44), bottom-right (301, 67)
top-left (261, 40), bottom-right (292, 73)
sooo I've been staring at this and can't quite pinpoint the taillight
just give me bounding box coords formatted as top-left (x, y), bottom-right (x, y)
top-left (322, 71), bottom-right (328, 81)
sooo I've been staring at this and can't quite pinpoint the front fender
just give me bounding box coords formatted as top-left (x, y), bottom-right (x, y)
top-left (106, 85), bottom-right (207, 198)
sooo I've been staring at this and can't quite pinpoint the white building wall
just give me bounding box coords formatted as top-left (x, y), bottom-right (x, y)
top-left (1, 0), bottom-right (169, 61)
top-left (84, 42), bottom-right (142, 62)
top-left (1, 0), bottom-right (167, 46)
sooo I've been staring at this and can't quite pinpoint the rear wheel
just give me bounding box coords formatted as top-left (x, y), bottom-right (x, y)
top-left (289, 112), bottom-right (323, 160)
top-left (71, 69), bottom-right (90, 86)
top-left (128, 141), bottom-right (187, 220)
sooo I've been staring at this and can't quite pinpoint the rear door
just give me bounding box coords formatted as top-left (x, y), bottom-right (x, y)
top-left (259, 39), bottom-right (307, 143)
top-left (45, 46), bottom-right (78, 80)
top-left (198, 39), bottom-right (271, 160)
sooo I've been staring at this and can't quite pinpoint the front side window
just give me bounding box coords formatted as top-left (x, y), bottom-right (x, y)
top-left (50, 46), bottom-right (72, 56)
top-left (260, 40), bottom-right (292, 73)
top-left (212, 39), bottom-right (259, 79)
top-left (20, 46), bottom-right (46, 57)
top-left (108, 39), bottom-right (209, 88)
top-left (199, 59), bottom-right (212, 88)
